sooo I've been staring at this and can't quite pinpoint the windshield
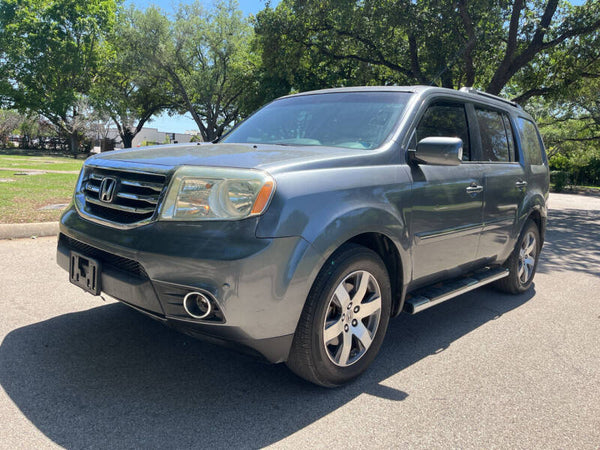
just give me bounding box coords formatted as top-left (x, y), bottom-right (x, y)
top-left (221, 92), bottom-right (411, 150)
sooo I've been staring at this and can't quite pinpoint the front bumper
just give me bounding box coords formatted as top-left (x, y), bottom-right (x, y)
top-left (57, 207), bottom-right (322, 363)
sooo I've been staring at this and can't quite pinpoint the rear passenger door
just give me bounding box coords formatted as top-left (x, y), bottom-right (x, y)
top-left (472, 106), bottom-right (526, 262)
top-left (408, 101), bottom-right (484, 283)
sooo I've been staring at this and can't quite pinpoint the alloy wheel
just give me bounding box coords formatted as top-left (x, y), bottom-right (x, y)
top-left (518, 231), bottom-right (537, 284)
top-left (322, 270), bottom-right (382, 367)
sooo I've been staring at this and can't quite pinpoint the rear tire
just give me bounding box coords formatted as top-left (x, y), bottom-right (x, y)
top-left (286, 244), bottom-right (391, 387)
top-left (495, 219), bottom-right (540, 294)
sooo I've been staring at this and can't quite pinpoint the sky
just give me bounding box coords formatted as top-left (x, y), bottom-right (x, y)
top-left (128, 0), bottom-right (278, 134)
top-left (129, 0), bottom-right (276, 17)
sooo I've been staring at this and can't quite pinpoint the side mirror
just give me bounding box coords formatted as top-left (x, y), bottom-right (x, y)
top-left (410, 137), bottom-right (463, 166)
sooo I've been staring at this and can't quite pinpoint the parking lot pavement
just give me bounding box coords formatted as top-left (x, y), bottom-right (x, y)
top-left (1, 193), bottom-right (599, 449)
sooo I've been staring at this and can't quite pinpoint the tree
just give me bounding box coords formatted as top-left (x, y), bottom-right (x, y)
top-left (530, 56), bottom-right (600, 186)
top-left (0, 110), bottom-right (24, 147)
top-left (254, 0), bottom-right (600, 102)
top-left (91, 7), bottom-right (175, 148)
top-left (0, 0), bottom-right (117, 154)
top-left (172, 0), bottom-right (258, 140)
top-left (133, 1), bottom-right (258, 142)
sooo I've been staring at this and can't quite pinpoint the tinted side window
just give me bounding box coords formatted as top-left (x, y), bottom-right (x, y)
top-left (517, 118), bottom-right (544, 165)
top-left (416, 103), bottom-right (470, 160)
top-left (475, 108), bottom-right (509, 162)
top-left (502, 114), bottom-right (517, 162)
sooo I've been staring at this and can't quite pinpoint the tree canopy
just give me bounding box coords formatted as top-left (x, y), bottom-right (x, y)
top-left (126, 1), bottom-right (258, 143)
top-left (254, 0), bottom-right (600, 102)
top-left (90, 7), bottom-right (176, 148)
top-left (0, 0), bottom-right (599, 181)
top-left (0, 0), bottom-right (117, 152)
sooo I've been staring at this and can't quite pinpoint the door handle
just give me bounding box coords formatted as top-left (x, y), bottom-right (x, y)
top-left (516, 180), bottom-right (528, 190)
top-left (466, 183), bottom-right (483, 194)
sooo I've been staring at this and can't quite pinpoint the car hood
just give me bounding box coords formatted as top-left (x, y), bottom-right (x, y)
top-left (89, 142), bottom-right (370, 174)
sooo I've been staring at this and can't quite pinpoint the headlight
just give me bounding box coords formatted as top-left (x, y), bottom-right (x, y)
top-left (159, 166), bottom-right (275, 221)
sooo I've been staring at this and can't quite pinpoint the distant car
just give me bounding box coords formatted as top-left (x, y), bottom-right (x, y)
top-left (58, 86), bottom-right (549, 386)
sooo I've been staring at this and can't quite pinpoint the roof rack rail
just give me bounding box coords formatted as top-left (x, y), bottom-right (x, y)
top-left (459, 87), bottom-right (522, 109)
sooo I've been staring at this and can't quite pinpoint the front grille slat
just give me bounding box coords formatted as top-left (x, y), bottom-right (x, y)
top-left (85, 196), bottom-right (156, 214)
top-left (86, 183), bottom-right (100, 193)
top-left (121, 179), bottom-right (164, 192)
top-left (81, 167), bottom-right (167, 226)
top-left (116, 192), bottom-right (159, 205)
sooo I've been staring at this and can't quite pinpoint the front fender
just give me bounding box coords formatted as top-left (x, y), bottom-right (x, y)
top-left (256, 165), bottom-right (412, 296)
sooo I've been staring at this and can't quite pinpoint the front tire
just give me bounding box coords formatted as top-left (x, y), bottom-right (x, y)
top-left (286, 244), bottom-right (391, 387)
top-left (495, 219), bottom-right (541, 294)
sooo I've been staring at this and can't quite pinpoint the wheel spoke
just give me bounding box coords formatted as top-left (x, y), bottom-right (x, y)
top-left (336, 331), bottom-right (352, 366)
top-left (524, 256), bottom-right (535, 268)
top-left (522, 264), bottom-right (530, 282)
top-left (525, 239), bottom-right (536, 256)
top-left (353, 322), bottom-right (372, 350)
top-left (323, 318), bottom-right (344, 344)
top-left (518, 263), bottom-right (525, 278)
top-left (334, 283), bottom-right (351, 309)
top-left (356, 296), bottom-right (381, 320)
top-left (352, 271), bottom-right (370, 303)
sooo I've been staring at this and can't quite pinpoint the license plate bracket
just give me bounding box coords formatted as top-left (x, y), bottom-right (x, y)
top-left (69, 251), bottom-right (101, 295)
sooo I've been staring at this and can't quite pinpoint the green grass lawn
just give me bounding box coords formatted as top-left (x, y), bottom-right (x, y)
top-left (0, 154), bottom-right (84, 172)
top-left (0, 155), bottom-right (82, 223)
top-left (575, 185), bottom-right (600, 190)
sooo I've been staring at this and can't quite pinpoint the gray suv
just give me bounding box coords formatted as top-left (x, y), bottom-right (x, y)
top-left (58, 86), bottom-right (549, 386)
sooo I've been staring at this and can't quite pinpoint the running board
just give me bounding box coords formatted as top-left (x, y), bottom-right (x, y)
top-left (403, 267), bottom-right (509, 314)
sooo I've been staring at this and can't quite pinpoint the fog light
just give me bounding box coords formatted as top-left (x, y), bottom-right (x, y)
top-left (183, 291), bottom-right (213, 319)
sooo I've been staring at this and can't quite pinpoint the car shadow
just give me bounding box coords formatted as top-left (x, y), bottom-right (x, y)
top-left (0, 286), bottom-right (534, 448)
top-left (537, 207), bottom-right (600, 277)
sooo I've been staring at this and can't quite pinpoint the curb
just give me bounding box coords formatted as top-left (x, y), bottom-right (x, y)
top-left (0, 222), bottom-right (59, 240)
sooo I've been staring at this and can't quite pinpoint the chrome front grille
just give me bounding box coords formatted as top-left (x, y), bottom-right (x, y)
top-left (80, 167), bottom-right (167, 226)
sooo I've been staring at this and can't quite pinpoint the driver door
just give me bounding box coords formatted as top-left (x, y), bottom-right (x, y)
top-left (408, 101), bottom-right (484, 283)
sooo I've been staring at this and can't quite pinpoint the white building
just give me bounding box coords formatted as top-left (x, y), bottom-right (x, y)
top-left (129, 127), bottom-right (196, 147)
top-left (96, 127), bottom-right (198, 152)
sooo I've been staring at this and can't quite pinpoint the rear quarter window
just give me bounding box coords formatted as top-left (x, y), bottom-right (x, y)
top-left (517, 118), bottom-right (545, 166)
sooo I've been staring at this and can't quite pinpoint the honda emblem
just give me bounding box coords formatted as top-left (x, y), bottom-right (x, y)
top-left (99, 177), bottom-right (118, 203)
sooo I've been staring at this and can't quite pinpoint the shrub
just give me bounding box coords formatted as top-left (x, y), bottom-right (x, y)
top-left (550, 170), bottom-right (569, 192)
top-left (549, 148), bottom-right (600, 188)
top-left (549, 153), bottom-right (570, 171)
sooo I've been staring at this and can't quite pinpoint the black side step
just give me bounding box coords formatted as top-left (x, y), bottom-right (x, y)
top-left (403, 267), bottom-right (509, 314)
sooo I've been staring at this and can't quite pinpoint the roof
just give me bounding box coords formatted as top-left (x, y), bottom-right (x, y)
top-left (281, 85), bottom-right (524, 113)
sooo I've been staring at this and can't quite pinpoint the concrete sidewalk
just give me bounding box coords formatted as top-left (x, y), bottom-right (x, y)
top-left (0, 222), bottom-right (59, 240)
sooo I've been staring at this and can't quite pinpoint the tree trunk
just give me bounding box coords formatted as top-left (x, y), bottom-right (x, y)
top-left (486, 74), bottom-right (510, 96)
top-left (69, 132), bottom-right (80, 157)
top-left (122, 130), bottom-right (134, 149)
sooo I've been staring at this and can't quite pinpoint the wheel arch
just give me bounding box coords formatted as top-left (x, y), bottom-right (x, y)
top-left (344, 233), bottom-right (406, 317)
top-left (526, 208), bottom-right (546, 246)
top-left (518, 191), bottom-right (547, 246)
top-left (313, 230), bottom-right (408, 319)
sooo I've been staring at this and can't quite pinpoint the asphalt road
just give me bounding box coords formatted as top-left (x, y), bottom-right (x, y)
top-left (1, 193), bottom-right (599, 449)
